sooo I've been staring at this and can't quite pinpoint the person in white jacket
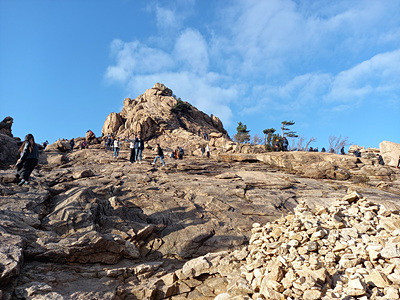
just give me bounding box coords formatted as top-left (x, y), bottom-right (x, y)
top-left (113, 137), bottom-right (121, 159)
top-left (129, 135), bottom-right (136, 163)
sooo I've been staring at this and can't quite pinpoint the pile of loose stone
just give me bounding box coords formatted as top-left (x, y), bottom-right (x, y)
top-left (222, 191), bottom-right (400, 300)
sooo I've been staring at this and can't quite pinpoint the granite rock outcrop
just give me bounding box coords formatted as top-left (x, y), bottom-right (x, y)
top-left (380, 141), bottom-right (400, 167)
top-left (102, 83), bottom-right (229, 153)
top-left (0, 116), bottom-right (14, 137)
top-left (1, 139), bottom-right (400, 299)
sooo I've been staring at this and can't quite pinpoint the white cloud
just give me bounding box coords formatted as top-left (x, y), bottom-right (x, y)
top-left (155, 6), bottom-right (180, 30)
top-left (104, 0), bottom-right (400, 132)
top-left (216, 0), bottom-right (400, 77)
top-left (105, 39), bottom-right (174, 83)
top-left (173, 28), bottom-right (209, 74)
top-left (325, 49), bottom-right (400, 102)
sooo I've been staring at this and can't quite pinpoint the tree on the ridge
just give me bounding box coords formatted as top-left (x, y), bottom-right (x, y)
top-left (234, 122), bottom-right (250, 144)
top-left (171, 98), bottom-right (192, 114)
top-left (252, 134), bottom-right (263, 145)
top-left (263, 128), bottom-right (276, 151)
top-left (304, 137), bottom-right (317, 151)
top-left (281, 120), bottom-right (296, 138)
top-left (328, 135), bottom-right (350, 153)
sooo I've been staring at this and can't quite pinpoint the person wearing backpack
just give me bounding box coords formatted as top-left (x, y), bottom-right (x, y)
top-left (16, 133), bottom-right (39, 186)
top-left (152, 144), bottom-right (166, 166)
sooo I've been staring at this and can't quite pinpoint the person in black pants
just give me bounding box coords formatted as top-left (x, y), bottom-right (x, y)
top-left (16, 133), bottom-right (39, 186)
top-left (129, 135), bottom-right (136, 163)
top-left (134, 134), bottom-right (145, 163)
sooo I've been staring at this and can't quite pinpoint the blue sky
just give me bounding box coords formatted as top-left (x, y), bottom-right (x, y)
top-left (1, 0), bottom-right (399, 149)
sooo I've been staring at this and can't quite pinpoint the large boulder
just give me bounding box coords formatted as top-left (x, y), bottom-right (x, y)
top-left (102, 112), bottom-right (124, 136)
top-left (0, 133), bottom-right (18, 169)
top-left (0, 116), bottom-right (14, 137)
top-left (45, 140), bottom-right (71, 153)
top-left (380, 141), bottom-right (400, 167)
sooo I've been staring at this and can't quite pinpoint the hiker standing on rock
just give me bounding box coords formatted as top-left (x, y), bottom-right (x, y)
top-left (206, 144), bottom-right (210, 158)
top-left (282, 137), bottom-right (288, 151)
top-left (275, 139), bottom-right (280, 152)
top-left (201, 145), bottom-right (205, 157)
top-left (129, 135), bottom-right (136, 163)
top-left (16, 133), bottom-right (39, 186)
top-left (70, 138), bottom-right (75, 152)
top-left (105, 134), bottom-right (112, 151)
top-left (152, 144), bottom-right (166, 166)
top-left (113, 137), bottom-right (121, 159)
top-left (134, 134), bottom-right (144, 164)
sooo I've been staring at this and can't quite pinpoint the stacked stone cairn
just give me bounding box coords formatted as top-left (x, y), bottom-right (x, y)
top-left (197, 191), bottom-right (400, 300)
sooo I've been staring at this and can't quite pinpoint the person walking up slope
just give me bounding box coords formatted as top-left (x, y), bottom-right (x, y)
top-left (152, 144), bottom-right (166, 166)
top-left (16, 133), bottom-right (39, 186)
top-left (206, 144), bottom-right (210, 158)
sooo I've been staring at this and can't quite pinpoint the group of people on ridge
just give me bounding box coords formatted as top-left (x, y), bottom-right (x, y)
top-left (11, 131), bottom-right (400, 187)
top-left (105, 133), bottom-right (163, 165)
top-left (105, 133), bottom-right (145, 162)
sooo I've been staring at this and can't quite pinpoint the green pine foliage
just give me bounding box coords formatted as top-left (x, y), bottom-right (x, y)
top-left (172, 98), bottom-right (192, 114)
top-left (234, 122), bottom-right (251, 144)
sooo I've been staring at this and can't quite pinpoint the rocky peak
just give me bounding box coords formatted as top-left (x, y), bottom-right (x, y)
top-left (102, 83), bottom-right (229, 146)
top-left (0, 116), bottom-right (14, 137)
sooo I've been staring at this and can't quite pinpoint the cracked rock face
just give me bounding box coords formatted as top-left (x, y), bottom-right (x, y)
top-left (0, 141), bottom-right (399, 299)
top-left (101, 83), bottom-right (228, 149)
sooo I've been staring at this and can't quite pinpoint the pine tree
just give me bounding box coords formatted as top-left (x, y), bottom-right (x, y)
top-left (234, 122), bottom-right (250, 144)
top-left (281, 120), bottom-right (296, 137)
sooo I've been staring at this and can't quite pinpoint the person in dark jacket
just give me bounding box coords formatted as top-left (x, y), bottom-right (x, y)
top-left (201, 145), bottom-right (205, 157)
top-left (178, 147), bottom-right (184, 159)
top-left (353, 150), bottom-right (361, 157)
top-left (377, 154), bottom-right (385, 165)
top-left (282, 137), bottom-right (288, 151)
top-left (134, 134), bottom-right (145, 163)
top-left (70, 139), bottom-right (75, 152)
top-left (152, 144), bottom-right (166, 166)
top-left (16, 133), bottom-right (39, 186)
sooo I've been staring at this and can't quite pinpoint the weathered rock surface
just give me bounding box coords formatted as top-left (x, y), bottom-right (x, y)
top-left (0, 116), bottom-right (14, 137)
top-left (0, 133), bottom-right (18, 170)
top-left (102, 83), bottom-right (229, 153)
top-left (1, 86), bottom-right (400, 299)
top-left (0, 142), bottom-right (399, 299)
top-left (380, 140), bottom-right (400, 167)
